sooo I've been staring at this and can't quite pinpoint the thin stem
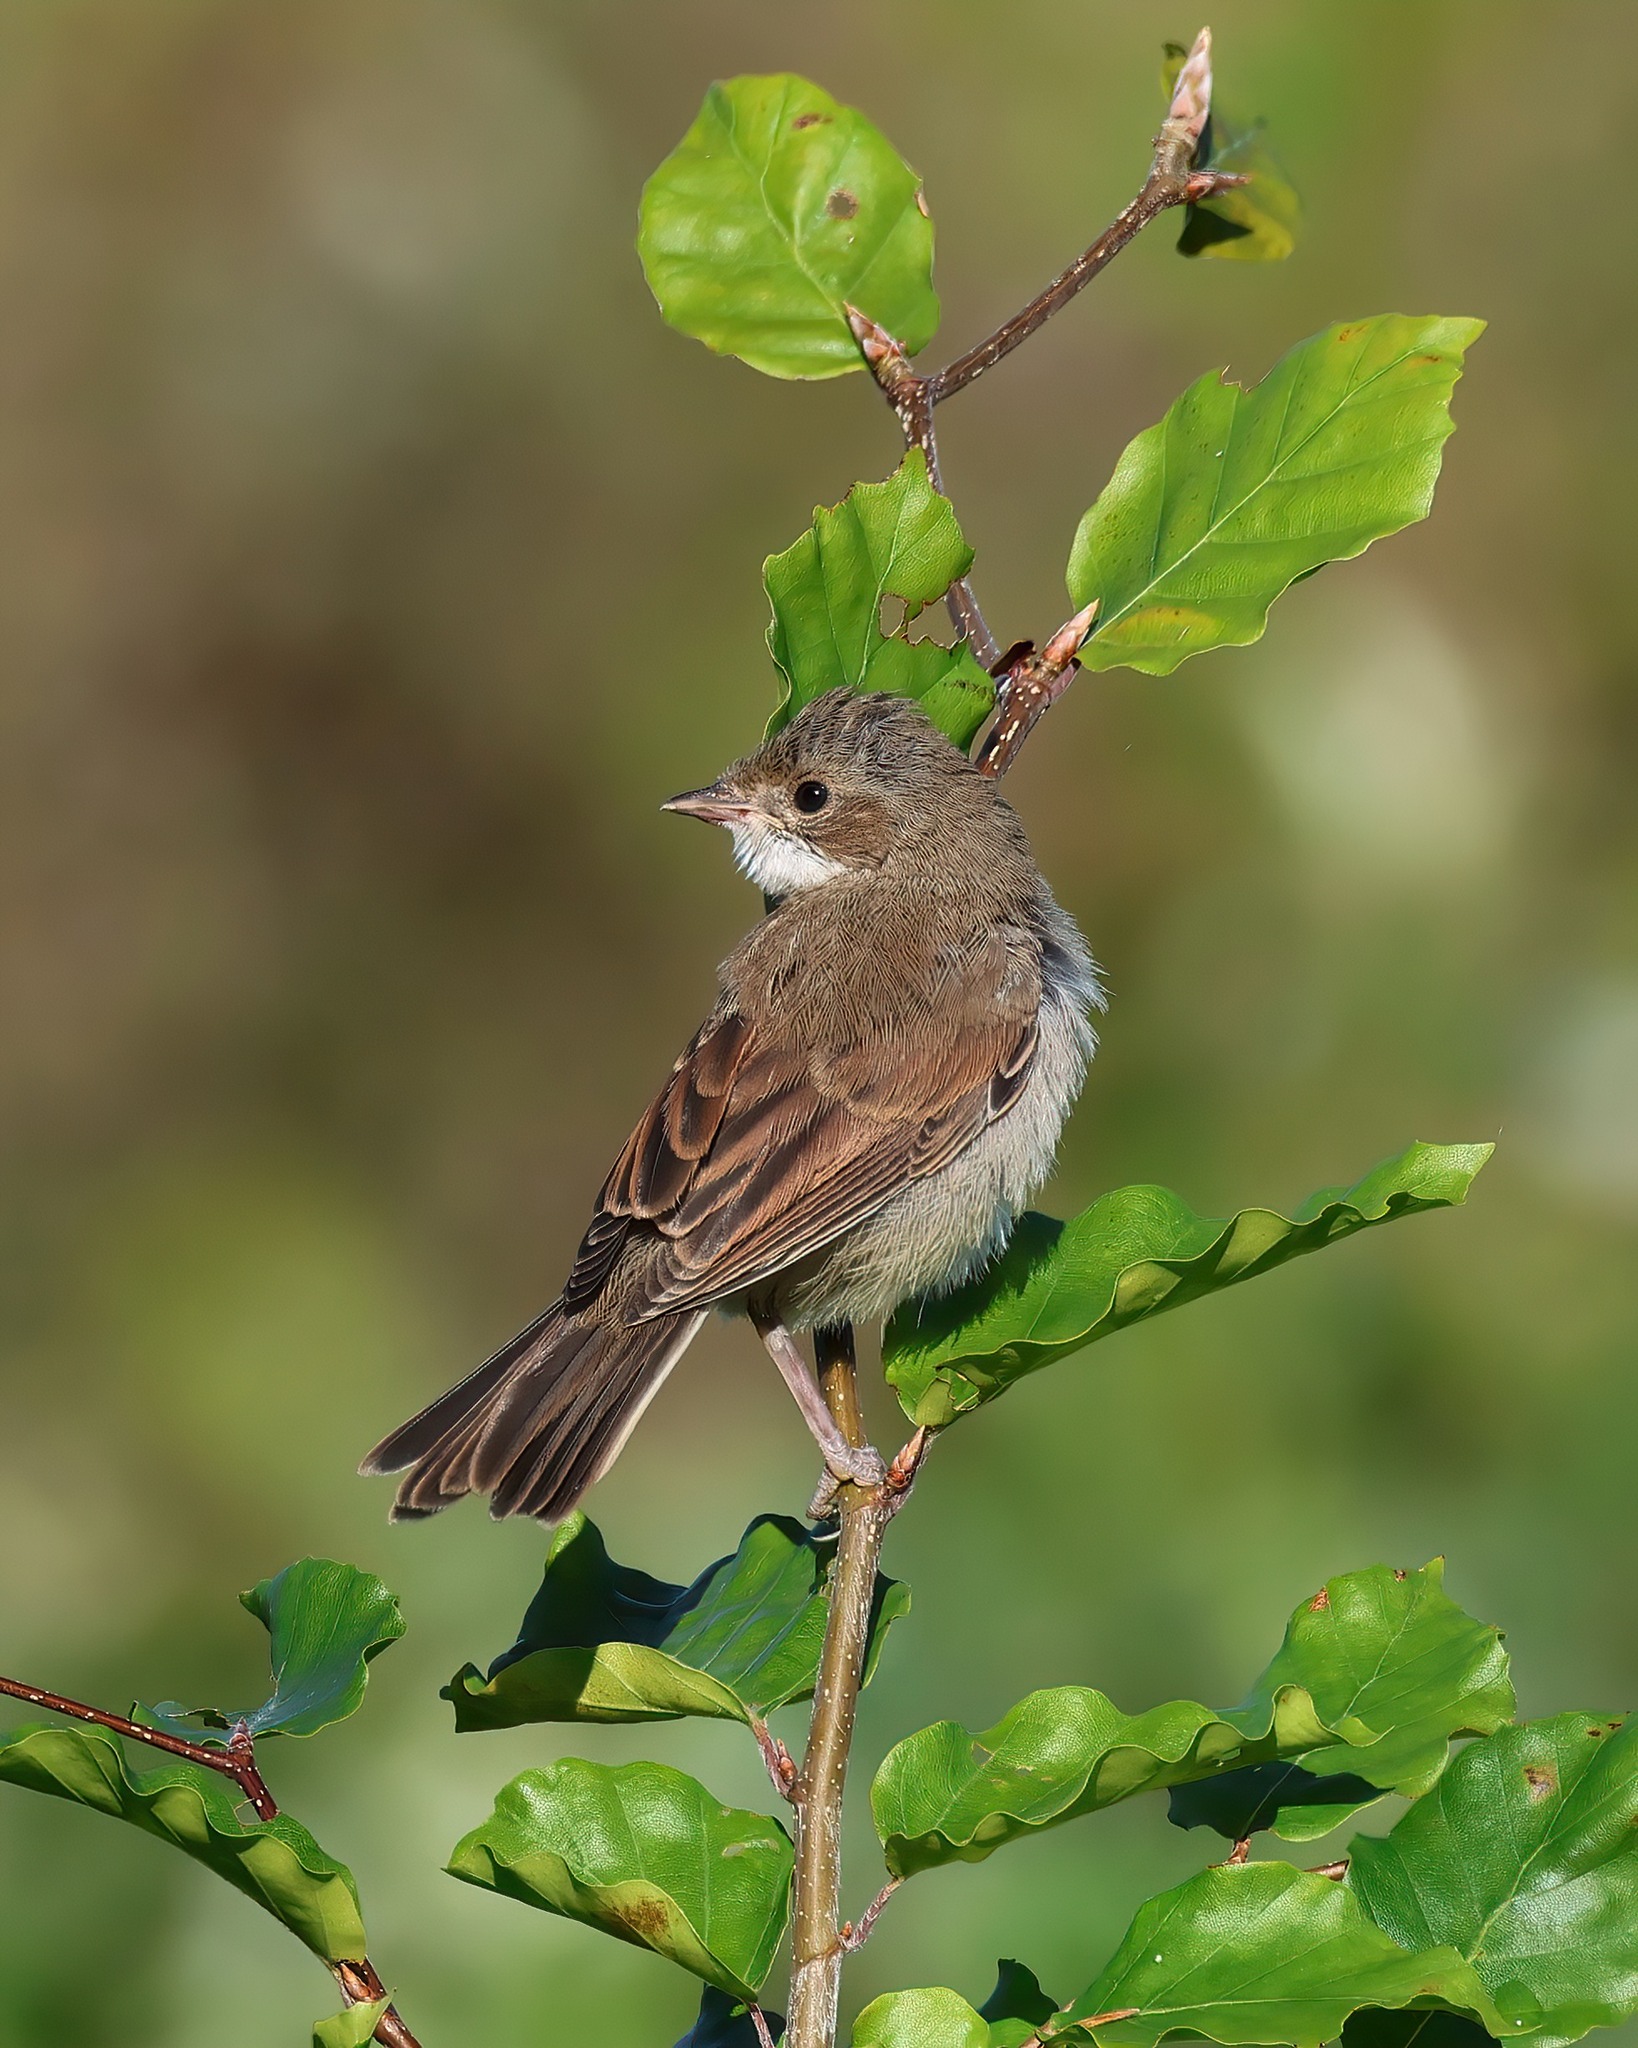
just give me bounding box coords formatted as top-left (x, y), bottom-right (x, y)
top-left (1, 1675), bottom-right (424, 2048)
top-left (839, 1876), bottom-right (901, 1953)
top-left (334, 1958), bottom-right (426, 2048)
top-left (846, 28), bottom-right (1245, 764)
top-left (926, 27), bottom-right (1227, 403)
top-left (0, 1673), bottom-right (277, 1820)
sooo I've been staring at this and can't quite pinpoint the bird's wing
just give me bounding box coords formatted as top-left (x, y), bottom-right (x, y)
top-left (562, 926), bottom-right (1042, 1319)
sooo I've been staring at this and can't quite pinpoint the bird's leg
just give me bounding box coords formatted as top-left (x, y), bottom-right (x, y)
top-left (752, 1314), bottom-right (887, 1491)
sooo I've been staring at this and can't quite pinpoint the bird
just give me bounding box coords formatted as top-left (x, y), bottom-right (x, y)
top-left (361, 687), bottom-right (1103, 1523)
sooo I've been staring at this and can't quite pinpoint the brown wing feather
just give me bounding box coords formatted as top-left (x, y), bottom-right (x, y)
top-left (562, 922), bottom-right (1040, 1321)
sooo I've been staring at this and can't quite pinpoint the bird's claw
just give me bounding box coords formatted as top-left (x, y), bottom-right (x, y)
top-left (825, 1442), bottom-right (887, 1491)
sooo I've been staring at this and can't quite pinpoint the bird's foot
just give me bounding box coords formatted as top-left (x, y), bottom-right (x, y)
top-left (825, 1441), bottom-right (887, 1490)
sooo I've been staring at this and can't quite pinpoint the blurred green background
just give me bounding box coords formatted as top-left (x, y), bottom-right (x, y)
top-left (1, 0), bottom-right (1634, 2041)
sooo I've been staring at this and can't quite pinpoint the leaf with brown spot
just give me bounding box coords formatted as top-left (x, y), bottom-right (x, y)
top-left (873, 1561), bottom-right (1511, 1877)
top-left (447, 1758), bottom-right (792, 1999)
top-left (639, 74), bottom-right (939, 380)
top-left (1350, 1715), bottom-right (1638, 2048)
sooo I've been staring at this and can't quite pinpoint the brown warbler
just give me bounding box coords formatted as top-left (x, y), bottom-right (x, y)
top-left (362, 688), bottom-right (1102, 1521)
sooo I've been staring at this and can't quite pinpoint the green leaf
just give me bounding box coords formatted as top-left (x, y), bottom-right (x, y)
top-left (0, 1724), bottom-right (366, 1961)
top-left (444, 1512), bottom-right (908, 1729)
top-left (885, 1140), bottom-right (1493, 1428)
top-left (447, 1758), bottom-right (793, 2000)
top-left (1349, 1713), bottom-right (1638, 2046)
top-left (1171, 1558), bottom-right (1513, 1842)
top-left (675, 1987), bottom-right (784, 2048)
top-left (982, 1961), bottom-right (1063, 2048)
top-left (143, 1558), bottom-right (404, 1742)
top-left (981, 1960), bottom-right (1060, 2029)
top-left (314, 1998), bottom-right (390, 2048)
top-left (1161, 43), bottom-right (1298, 263)
top-left (764, 450), bottom-right (995, 746)
top-left (1066, 315), bottom-right (1483, 676)
top-left (872, 1560), bottom-right (1509, 1877)
top-left (638, 74), bottom-right (939, 381)
top-left (1168, 1760), bottom-right (1386, 1844)
top-left (854, 1989), bottom-right (991, 2048)
top-left (1053, 1862), bottom-right (1505, 2047)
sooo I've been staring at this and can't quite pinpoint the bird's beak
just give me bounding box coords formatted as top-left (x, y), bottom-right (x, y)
top-left (662, 784), bottom-right (754, 827)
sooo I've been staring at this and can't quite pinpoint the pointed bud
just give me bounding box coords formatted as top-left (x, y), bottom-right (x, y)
top-left (1041, 599), bottom-right (1099, 669)
top-left (1167, 26), bottom-right (1213, 147)
top-left (843, 302), bottom-right (904, 368)
top-left (1185, 169), bottom-right (1249, 203)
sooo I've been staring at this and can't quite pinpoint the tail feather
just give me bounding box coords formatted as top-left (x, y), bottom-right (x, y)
top-left (361, 1301), bottom-right (705, 1523)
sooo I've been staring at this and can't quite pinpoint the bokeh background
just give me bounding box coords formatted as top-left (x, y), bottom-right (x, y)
top-left (1, 0), bottom-right (1634, 2041)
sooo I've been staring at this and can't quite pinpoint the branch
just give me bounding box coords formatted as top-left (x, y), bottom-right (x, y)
top-left (973, 602), bottom-right (1099, 777)
top-left (925, 28), bottom-right (1235, 404)
top-left (0, 1673), bottom-right (277, 1819)
top-left (846, 27), bottom-right (1245, 767)
top-left (843, 309), bottom-right (1000, 670)
top-left (0, 1675), bottom-right (425, 2048)
top-left (333, 1958), bottom-right (426, 2048)
top-left (784, 1327), bottom-right (926, 2048)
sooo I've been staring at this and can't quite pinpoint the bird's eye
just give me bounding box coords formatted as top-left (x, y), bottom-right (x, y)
top-left (792, 779), bottom-right (830, 815)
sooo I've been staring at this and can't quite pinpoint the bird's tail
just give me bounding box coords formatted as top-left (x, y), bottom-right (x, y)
top-left (360, 1301), bottom-right (706, 1522)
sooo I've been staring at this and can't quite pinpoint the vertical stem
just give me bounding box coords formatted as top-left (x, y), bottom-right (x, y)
top-left (786, 1326), bottom-right (893, 2048)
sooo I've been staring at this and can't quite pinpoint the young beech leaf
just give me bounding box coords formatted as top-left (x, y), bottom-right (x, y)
top-left (1168, 1558), bottom-right (1513, 1843)
top-left (884, 1140), bottom-right (1493, 1427)
top-left (1349, 1714), bottom-right (1638, 2048)
top-left (314, 1997), bottom-right (391, 2048)
top-left (1067, 315), bottom-right (1483, 675)
top-left (0, 1724), bottom-right (367, 1961)
top-left (141, 1557), bottom-right (405, 1743)
top-left (447, 1758), bottom-right (793, 2000)
top-left (764, 450), bottom-right (995, 746)
top-left (872, 1560), bottom-right (1509, 1878)
top-left (443, 1511), bottom-right (907, 1729)
top-left (639, 74), bottom-right (939, 381)
top-left (853, 1987), bottom-right (992, 2048)
top-left (1053, 1862), bottom-right (1505, 2048)
top-left (1160, 41), bottom-right (1298, 263)
top-left (675, 1987), bottom-right (785, 2048)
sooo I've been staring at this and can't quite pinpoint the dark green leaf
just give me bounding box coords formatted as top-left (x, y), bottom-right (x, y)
top-left (1053, 1862), bottom-right (1504, 2047)
top-left (872, 1560), bottom-right (1509, 1876)
top-left (884, 1141), bottom-right (1493, 1427)
top-left (981, 1960), bottom-right (1060, 2028)
top-left (638, 74), bottom-right (939, 381)
top-left (675, 1987), bottom-right (784, 2048)
top-left (1066, 316), bottom-right (1483, 676)
top-left (314, 1997), bottom-right (390, 2047)
top-left (853, 1989), bottom-right (991, 2048)
top-left (144, 1557), bottom-right (404, 1742)
top-left (1343, 2014), bottom-right (1499, 2048)
top-left (1168, 1760), bottom-right (1386, 1844)
top-left (0, 1724), bottom-right (366, 1961)
top-left (764, 451), bottom-right (995, 746)
top-left (1350, 1714), bottom-right (1638, 2046)
top-left (444, 1512), bottom-right (908, 1729)
top-left (1161, 43), bottom-right (1298, 264)
top-left (447, 1758), bottom-right (792, 1999)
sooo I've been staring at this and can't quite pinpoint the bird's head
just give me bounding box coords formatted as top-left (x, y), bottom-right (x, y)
top-left (663, 689), bottom-right (993, 897)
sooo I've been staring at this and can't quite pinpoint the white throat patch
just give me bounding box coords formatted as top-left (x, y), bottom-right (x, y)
top-left (728, 818), bottom-right (848, 896)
